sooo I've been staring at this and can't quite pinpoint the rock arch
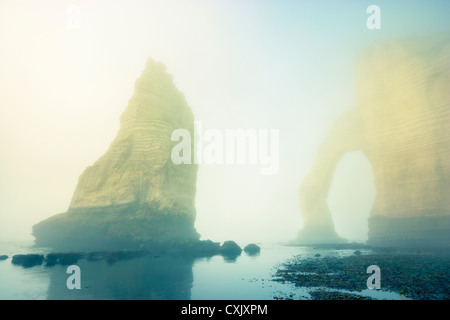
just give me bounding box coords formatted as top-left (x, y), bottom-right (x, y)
top-left (295, 34), bottom-right (450, 247)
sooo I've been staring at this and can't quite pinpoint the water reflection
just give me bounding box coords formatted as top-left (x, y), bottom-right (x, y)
top-left (3, 243), bottom-right (403, 300)
top-left (221, 253), bottom-right (241, 263)
top-left (245, 252), bottom-right (261, 258)
top-left (46, 255), bottom-right (194, 300)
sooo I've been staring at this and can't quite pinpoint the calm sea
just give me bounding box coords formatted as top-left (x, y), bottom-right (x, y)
top-left (0, 241), bottom-right (405, 300)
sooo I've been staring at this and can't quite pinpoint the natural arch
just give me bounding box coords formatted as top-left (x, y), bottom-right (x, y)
top-left (295, 109), bottom-right (366, 245)
top-left (295, 35), bottom-right (450, 247)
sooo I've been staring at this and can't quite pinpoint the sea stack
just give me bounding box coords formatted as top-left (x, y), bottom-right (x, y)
top-left (295, 34), bottom-right (450, 247)
top-left (33, 58), bottom-right (199, 250)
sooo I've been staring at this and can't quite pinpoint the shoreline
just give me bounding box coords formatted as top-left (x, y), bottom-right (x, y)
top-left (0, 239), bottom-right (260, 268)
top-left (2, 241), bottom-right (449, 300)
top-left (273, 250), bottom-right (450, 300)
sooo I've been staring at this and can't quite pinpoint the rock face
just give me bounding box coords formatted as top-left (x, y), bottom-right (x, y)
top-left (295, 34), bottom-right (450, 247)
top-left (33, 58), bottom-right (199, 250)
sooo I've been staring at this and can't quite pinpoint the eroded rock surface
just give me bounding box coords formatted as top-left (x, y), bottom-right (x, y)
top-left (296, 34), bottom-right (450, 247)
top-left (33, 58), bottom-right (199, 250)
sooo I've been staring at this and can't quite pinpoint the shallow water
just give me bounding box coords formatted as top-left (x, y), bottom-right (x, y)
top-left (0, 241), bottom-right (406, 300)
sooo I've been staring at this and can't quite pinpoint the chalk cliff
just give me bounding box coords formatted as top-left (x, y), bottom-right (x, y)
top-left (33, 58), bottom-right (199, 250)
top-left (295, 34), bottom-right (450, 247)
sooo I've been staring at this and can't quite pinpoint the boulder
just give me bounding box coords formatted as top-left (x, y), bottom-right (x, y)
top-left (45, 253), bottom-right (83, 266)
top-left (104, 250), bottom-right (147, 265)
top-left (220, 241), bottom-right (242, 256)
top-left (12, 254), bottom-right (44, 268)
top-left (243, 244), bottom-right (261, 254)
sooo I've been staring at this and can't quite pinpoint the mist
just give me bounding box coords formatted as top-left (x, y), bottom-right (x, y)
top-left (0, 0), bottom-right (449, 244)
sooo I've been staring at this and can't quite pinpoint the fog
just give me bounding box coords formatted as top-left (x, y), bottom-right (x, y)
top-left (0, 0), bottom-right (449, 244)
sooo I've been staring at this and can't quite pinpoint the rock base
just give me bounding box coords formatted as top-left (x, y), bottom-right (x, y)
top-left (32, 201), bottom-right (199, 251)
top-left (368, 215), bottom-right (450, 248)
top-left (292, 226), bottom-right (347, 245)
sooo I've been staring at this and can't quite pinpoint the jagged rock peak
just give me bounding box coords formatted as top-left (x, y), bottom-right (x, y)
top-left (33, 57), bottom-right (199, 250)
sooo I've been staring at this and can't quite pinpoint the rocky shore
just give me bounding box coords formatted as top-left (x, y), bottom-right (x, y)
top-left (274, 247), bottom-right (450, 300)
top-left (1, 240), bottom-right (260, 268)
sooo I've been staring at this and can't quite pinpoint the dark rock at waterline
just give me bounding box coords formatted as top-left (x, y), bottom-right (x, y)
top-left (105, 250), bottom-right (146, 265)
top-left (7, 239), bottom-right (244, 267)
top-left (159, 239), bottom-right (221, 257)
top-left (353, 250), bottom-right (362, 255)
top-left (87, 251), bottom-right (108, 262)
top-left (194, 240), bottom-right (221, 255)
top-left (314, 254), bottom-right (321, 257)
top-left (105, 253), bottom-right (119, 265)
top-left (45, 253), bottom-right (59, 267)
top-left (59, 253), bottom-right (83, 265)
top-left (12, 254), bottom-right (44, 268)
top-left (0, 255), bottom-right (8, 261)
top-left (180, 240), bottom-right (221, 257)
top-left (244, 244), bottom-right (261, 254)
top-left (220, 241), bottom-right (242, 256)
top-left (45, 253), bottom-right (83, 267)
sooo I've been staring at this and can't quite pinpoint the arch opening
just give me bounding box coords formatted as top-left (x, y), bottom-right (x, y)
top-left (327, 151), bottom-right (376, 243)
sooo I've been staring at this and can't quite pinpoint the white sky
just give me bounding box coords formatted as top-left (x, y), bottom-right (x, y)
top-left (0, 0), bottom-right (449, 243)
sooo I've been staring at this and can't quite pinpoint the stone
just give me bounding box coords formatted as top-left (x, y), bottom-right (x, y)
top-left (177, 239), bottom-right (221, 257)
top-left (220, 241), bottom-right (242, 256)
top-left (0, 255), bottom-right (8, 261)
top-left (32, 58), bottom-right (199, 250)
top-left (86, 251), bottom-right (108, 262)
top-left (44, 253), bottom-right (59, 267)
top-left (295, 34), bottom-right (450, 247)
top-left (45, 253), bottom-right (83, 267)
top-left (11, 254), bottom-right (44, 268)
top-left (243, 243), bottom-right (261, 254)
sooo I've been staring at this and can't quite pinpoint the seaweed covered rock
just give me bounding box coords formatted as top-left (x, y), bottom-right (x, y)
top-left (45, 253), bottom-right (83, 267)
top-left (244, 244), bottom-right (261, 254)
top-left (12, 254), bottom-right (44, 268)
top-left (220, 241), bottom-right (242, 256)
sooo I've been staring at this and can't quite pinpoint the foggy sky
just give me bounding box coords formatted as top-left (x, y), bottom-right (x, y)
top-left (0, 0), bottom-right (449, 244)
